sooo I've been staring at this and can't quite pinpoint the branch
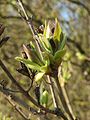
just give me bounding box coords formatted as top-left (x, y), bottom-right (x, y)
top-left (47, 75), bottom-right (58, 108)
top-left (0, 85), bottom-right (39, 115)
top-left (17, 0), bottom-right (43, 61)
top-left (0, 59), bottom-right (69, 119)
top-left (5, 96), bottom-right (30, 120)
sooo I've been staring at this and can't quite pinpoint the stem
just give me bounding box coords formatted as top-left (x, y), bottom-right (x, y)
top-left (47, 75), bottom-right (58, 108)
top-left (17, 0), bottom-right (43, 61)
top-left (6, 96), bottom-right (30, 120)
top-left (47, 75), bottom-right (69, 120)
top-left (0, 86), bottom-right (36, 114)
top-left (55, 66), bottom-right (76, 120)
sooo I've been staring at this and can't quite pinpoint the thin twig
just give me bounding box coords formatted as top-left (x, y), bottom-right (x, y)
top-left (6, 95), bottom-right (30, 120)
top-left (0, 85), bottom-right (38, 114)
top-left (17, 0), bottom-right (43, 61)
top-left (47, 75), bottom-right (58, 108)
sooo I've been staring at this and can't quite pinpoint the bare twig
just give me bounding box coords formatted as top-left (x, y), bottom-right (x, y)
top-left (6, 96), bottom-right (30, 120)
top-left (17, 0), bottom-right (43, 61)
top-left (47, 75), bottom-right (58, 108)
top-left (0, 85), bottom-right (39, 115)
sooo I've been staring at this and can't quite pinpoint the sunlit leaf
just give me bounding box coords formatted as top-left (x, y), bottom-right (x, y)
top-left (59, 34), bottom-right (67, 50)
top-left (45, 22), bottom-right (51, 39)
top-left (43, 20), bottom-right (47, 37)
top-left (34, 72), bottom-right (45, 82)
top-left (15, 57), bottom-right (41, 71)
top-left (38, 34), bottom-right (52, 53)
top-left (53, 18), bottom-right (62, 41)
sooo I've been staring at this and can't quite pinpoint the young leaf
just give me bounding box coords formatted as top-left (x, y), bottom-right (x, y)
top-left (53, 18), bottom-right (62, 41)
top-left (38, 34), bottom-right (52, 53)
top-left (59, 34), bottom-right (67, 50)
top-left (40, 90), bottom-right (48, 107)
top-left (15, 57), bottom-right (41, 71)
top-left (54, 49), bottom-right (66, 60)
top-left (23, 44), bottom-right (42, 65)
top-left (46, 23), bottom-right (51, 39)
top-left (34, 72), bottom-right (45, 82)
top-left (40, 58), bottom-right (50, 73)
top-left (43, 20), bottom-right (47, 37)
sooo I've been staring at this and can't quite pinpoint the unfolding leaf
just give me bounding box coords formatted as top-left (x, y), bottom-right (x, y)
top-left (38, 34), bottom-right (52, 53)
top-left (42, 51), bottom-right (54, 65)
top-left (15, 57), bottom-right (41, 71)
top-left (43, 20), bottom-right (47, 37)
top-left (53, 18), bottom-right (62, 41)
top-left (46, 23), bottom-right (51, 39)
top-left (40, 60), bottom-right (50, 73)
top-left (59, 34), bottom-right (67, 50)
top-left (23, 44), bottom-right (42, 65)
top-left (54, 49), bottom-right (66, 60)
top-left (34, 72), bottom-right (45, 82)
top-left (40, 90), bottom-right (48, 107)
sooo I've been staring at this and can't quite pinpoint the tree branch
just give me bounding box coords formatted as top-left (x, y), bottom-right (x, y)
top-left (47, 75), bottom-right (58, 108)
top-left (0, 85), bottom-right (39, 115)
top-left (5, 96), bottom-right (30, 120)
top-left (0, 59), bottom-right (69, 119)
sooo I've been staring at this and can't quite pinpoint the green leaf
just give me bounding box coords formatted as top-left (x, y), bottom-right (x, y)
top-left (54, 49), bottom-right (66, 60)
top-left (42, 21), bottom-right (53, 53)
top-left (53, 18), bottom-right (62, 41)
top-left (15, 57), bottom-right (41, 71)
top-left (34, 72), bottom-right (45, 82)
top-left (46, 23), bottom-right (51, 39)
top-left (40, 60), bottom-right (50, 73)
top-left (43, 21), bottom-right (51, 39)
top-left (42, 51), bottom-right (55, 65)
top-left (43, 20), bottom-right (47, 37)
top-left (40, 90), bottom-right (48, 107)
top-left (59, 34), bottom-right (67, 50)
top-left (38, 34), bottom-right (52, 53)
